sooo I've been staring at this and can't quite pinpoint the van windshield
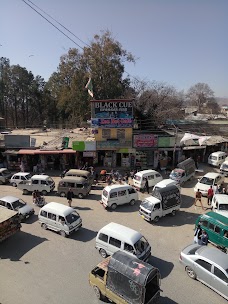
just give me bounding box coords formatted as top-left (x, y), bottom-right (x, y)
top-left (65, 211), bottom-right (80, 224)
top-left (103, 189), bottom-right (108, 198)
top-left (141, 199), bottom-right (153, 210)
top-left (47, 177), bottom-right (54, 185)
top-left (12, 199), bottom-right (26, 210)
top-left (221, 164), bottom-right (228, 170)
top-left (199, 177), bottom-right (214, 185)
top-left (134, 237), bottom-right (149, 254)
top-left (134, 175), bottom-right (141, 181)
top-left (219, 204), bottom-right (228, 211)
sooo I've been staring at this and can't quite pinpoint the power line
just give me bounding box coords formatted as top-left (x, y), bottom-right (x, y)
top-left (26, 0), bottom-right (90, 47)
top-left (21, 0), bottom-right (84, 50)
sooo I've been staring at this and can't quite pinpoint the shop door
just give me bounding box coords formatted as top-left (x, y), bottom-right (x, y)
top-left (116, 153), bottom-right (121, 167)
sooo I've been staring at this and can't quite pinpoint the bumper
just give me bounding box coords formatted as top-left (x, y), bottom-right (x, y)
top-left (139, 210), bottom-right (151, 221)
top-left (69, 222), bottom-right (82, 234)
top-left (21, 210), bottom-right (35, 220)
top-left (100, 200), bottom-right (108, 209)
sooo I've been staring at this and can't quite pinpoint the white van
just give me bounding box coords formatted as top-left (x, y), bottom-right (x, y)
top-left (101, 184), bottom-right (138, 210)
top-left (220, 159), bottom-right (228, 176)
top-left (96, 222), bottom-right (151, 261)
top-left (38, 202), bottom-right (82, 237)
top-left (208, 151), bottom-right (227, 167)
top-left (133, 170), bottom-right (162, 191)
top-left (153, 178), bottom-right (179, 191)
top-left (10, 172), bottom-right (32, 187)
top-left (211, 194), bottom-right (228, 217)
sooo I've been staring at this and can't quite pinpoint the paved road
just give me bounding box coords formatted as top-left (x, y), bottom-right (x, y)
top-left (0, 166), bottom-right (227, 304)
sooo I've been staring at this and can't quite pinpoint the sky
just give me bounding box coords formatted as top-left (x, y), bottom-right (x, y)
top-left (1, 0), bottom-right (228, 97)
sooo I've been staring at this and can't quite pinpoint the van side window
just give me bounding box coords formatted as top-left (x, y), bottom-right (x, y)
top-left (209, 223), bottom-right (214, 230)
top-left (224, 230), bottom-right (228, 238)
top-left (77, 184), bottom-right (83, 188)
top-left (40, 210), bottom-right (47, 217)
top-left (41, 180), bottom-right (47, 185)
top-left (0, 200), bottom-right (5, 206)
top-left (98, 233), bottom-right (108, 243)
top-left (110, 192), bottom-right (117, 198)
top-left (7, 203), bottom-right (13, 210)
top-left (32, 179), bottom-right (39, 184)
top-left (155, 174), bottom-right (160, 178)
top-left (195, 259), bottom-right (212, 272)
top-left (109, 237), bottom-right (121, 248)
top-left (124, 243), bottom-right (134, 253)
top-left (200, 220), bottom-right (208, 228)
top-left (214, 226), bottom-right (220, 234)
top-left (128, 188), bottom-right (136, 194)
top-left (58, 216), bottom-right (65, 224)
top-left (48, 213), bottom-right (56, 221)
top-left (118, 190), bottom-right (126, 197)
top-left (214, 267), bottom-right (228, 283)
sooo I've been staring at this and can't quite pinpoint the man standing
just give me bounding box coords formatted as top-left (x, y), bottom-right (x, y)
top-left (145, 178), bottom-right (149, 194)
top-left (194, 189), bottom-right (204, 210)
top-left (201, 230), bottom-right (209, 246)
top-left (67, 188), bottom-right (73, 207)
top-left (207, 186), bottom-right (214, 205)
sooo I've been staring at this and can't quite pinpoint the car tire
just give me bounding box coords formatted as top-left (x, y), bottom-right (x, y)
top-left (93, 286), bottom-right (102, 300)
top-left (60, 192), bottom-right (66, 197)
top-left (154, 216), bottom-right (159, 223)
top-left (42, 190), bottom-right (48, 196)
top-left (23, 189), bottom-right (29, 195)
top-left (186, 266), bottom-right (196, 279)
top-left (171, 210), bottom-right (176, 216)
top-left (41, 223), bottom-right (47, 230)
top-left (99, 248), bottom-right (107, 258)
top-left (60, 230), bottom-right (67, 237)
top-left (12, 182), bottom-right (17, 187)
top-left (78, 193), bottom-right (84, 199)
top-left (129, 199), bottom-right (135, 206)
top-left (111, 203), bottom-right (117, 210)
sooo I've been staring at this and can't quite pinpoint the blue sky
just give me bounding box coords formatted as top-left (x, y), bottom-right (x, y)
top-left (1, 0), bottom-right (227, 97)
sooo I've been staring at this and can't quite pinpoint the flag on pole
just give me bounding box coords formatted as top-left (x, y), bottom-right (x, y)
top-left (85, 77), bottom-right (93, 98)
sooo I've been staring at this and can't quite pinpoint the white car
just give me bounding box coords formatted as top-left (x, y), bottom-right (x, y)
top-left (0, 195), bottom-right (34, 220)
top-left (10, 172), bottom-right (32, 187)
top-left (194, 172), bottom-right (225, 196)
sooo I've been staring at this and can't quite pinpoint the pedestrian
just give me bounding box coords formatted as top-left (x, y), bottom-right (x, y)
top-left (67, 188), bottom-right (73, 207)
top-left (194, 189), bottom-right (204, 210)
top-left (200, 230), bottom-right (209, 246)
top-left (194, 224), bottom-right (202, 244)
top-left (207, 186), bottom-right (214, 205)
top-left (222, 187), bottom-right (227, 194)
top-left (215, 184), bottom-right (222, 194)
top-left (124, 172), bottom-right (129, 184)
top-left (144, 178), bottom-right (149, 194)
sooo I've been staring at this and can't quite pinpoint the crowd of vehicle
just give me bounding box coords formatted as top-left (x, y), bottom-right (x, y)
top-left (0, 151), bottom-right (228, 302)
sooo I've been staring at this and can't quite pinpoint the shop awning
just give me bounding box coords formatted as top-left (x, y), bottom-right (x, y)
top-left (183, 146), bottom-right (206, 150)
top-left (18, 149), bottom-right (76, 155)
top-left (2, 149), bottom-right (20, 155)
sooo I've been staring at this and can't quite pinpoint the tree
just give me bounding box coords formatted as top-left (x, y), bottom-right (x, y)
top-left (187, 83), bottom-right (215, 111)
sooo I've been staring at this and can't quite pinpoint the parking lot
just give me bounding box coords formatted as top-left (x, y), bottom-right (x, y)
top-left (0, 164), bottom-right (227, 304)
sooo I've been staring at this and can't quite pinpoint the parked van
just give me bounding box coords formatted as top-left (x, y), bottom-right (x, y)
top-left (38, 202), bottom-right (82, 237)
top-left (57, 176), bottom-right (91, 199)
top-left (195, 211), bottom-right (228, 253)
top-left (65, 169), bottom-right (93, 184)
top-left (208, 151), bottom-right (227, 167)
top-left (211, 194), bottom-right (228, 217)
top-left (220, 159), bottom-right (228, 176)
top-left (101, 184), bottom-right (138, 210)
top-left (0, 168), bottom-right (12, 185)
top-left (133, 170), bottom-right (162, 191)
top-left (96, 222), bottom-right (151, 261)
top-left (169, 158), bottom-right (195, 185)
top-left (10, 172), bottom-right (32, 187)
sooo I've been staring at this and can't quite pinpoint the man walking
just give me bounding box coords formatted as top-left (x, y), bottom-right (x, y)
top-left (194, 189), bottom-right (204, 210)
top-left (67, 188), bottom-right (73, 207)
top-left (207, 186), bottom-right (214, 206)
top-left (145, 178), bottom-right (150, 194)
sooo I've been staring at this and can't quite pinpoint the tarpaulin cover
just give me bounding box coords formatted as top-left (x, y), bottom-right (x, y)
top-left (107, 251), bottom-right (158, 304)
top-left (152, 185), bottom-right (181, 210)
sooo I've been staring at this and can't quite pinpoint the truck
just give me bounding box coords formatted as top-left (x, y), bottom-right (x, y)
top-left (139, 184), bottom-right (181, 222)
top-left (0, 207), bottom-right (21, 242)
top-left (169, 158), bottom-right (195, 185)
top-left (17, 174), bottom-right (55, 195)
top-left (89, 250), bottom-right (161, 304)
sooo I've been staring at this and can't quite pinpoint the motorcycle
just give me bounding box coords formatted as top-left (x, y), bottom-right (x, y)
top-left (34, 196), bottom-right (46, 207)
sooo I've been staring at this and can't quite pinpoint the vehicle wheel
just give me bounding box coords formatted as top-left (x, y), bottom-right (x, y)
top-left (171, 210), bottom-right (176, 216)
top-left (99, 248), bottom-right (107, 258)
top-left (93, 286), bottom-right (101, 300)
top-left (12, 182), bottom-right (17, 187)
top-left (111, 203), bottom-right (117, 210)
top-left (23, 189), bottom-right (29, 195)
top-left (60, 230), bottom-right (67, 237)
top-left (42, 190), bottom-right (48, 196)
top-left (41, 223), bottom-right (47, 230)
top-left (78, 193), bottom-right (84, 199)
top-left (129, 199), bottom-right (135, 206)
top-left (60, 192), bottom-right (66, 197)
top-left (154, 216), bottom-right (159, 223)
top-left (186, 266), bottom-right (196, 279)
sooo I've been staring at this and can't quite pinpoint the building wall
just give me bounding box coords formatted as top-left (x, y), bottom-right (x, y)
top-left (94, 128), bottom-right (132, 141)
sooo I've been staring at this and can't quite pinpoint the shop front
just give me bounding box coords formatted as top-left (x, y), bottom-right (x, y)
top-left (72, 141), bottom-right (96, 168)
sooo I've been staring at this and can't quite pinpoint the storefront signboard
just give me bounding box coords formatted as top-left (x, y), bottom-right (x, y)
top-left (72, 141), bottom-right (96, 151)
top-left (92, 100), bottom-right (133, 119)
top-left (133, 134), bottom-right (158, 148)
top-left (83, 151), bottom-right (96, 157)
top-left (91, 118), bottom-right (133, 128)
top-left (5, 135), bottom-right (30, 148)
top-left (158, 137), bottom-right (175, 147)
top-left (97, 140), bottom-right (132, 149)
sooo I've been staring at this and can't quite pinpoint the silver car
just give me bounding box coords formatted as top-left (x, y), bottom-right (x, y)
top-left (179, 244), bottom-right (228, 300)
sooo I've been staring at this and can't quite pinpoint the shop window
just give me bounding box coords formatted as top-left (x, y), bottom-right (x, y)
top-left (117, 129), bottom-right (125, 139)
top-left (102, 129), bottom-right (111, 139)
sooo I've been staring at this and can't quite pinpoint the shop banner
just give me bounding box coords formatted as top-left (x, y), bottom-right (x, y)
top-left (83, 151), bottom-right (96, 157)
top-left (93, 100), bottom-right (133, 119)
top-left (97, 140), bottom-right (132, 149)
top-left (72, 141), bottom-right (96, 151)
top-left (133, 134), bottom-right (158, 148)
top-left (158, 137), bottom-right (175, 147)
top-left (91, 118), bottom-right (133, 128)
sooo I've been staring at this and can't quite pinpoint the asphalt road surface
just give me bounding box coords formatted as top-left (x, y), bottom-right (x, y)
top-left (0, 165), bottom-right (227, 304)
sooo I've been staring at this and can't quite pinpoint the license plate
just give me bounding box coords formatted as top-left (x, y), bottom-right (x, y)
top-left (141, 215), bottom-right (145, 219)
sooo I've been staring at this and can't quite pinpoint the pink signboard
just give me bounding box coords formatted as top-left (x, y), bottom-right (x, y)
top-left (133, 134), bottom-right (158, 148)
